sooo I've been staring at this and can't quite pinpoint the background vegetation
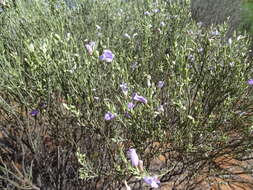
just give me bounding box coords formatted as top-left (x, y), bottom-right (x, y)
top-left (240, 0), bottom-right (253, 36)
top-left (191, 0), bottom-right (253, 37)
top-left (0, 0), bottom-right (253, 189)
top-left (190, 0), bottom-right (241, 35)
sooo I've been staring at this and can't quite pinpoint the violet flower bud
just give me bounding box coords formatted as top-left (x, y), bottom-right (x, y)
top-left (85, 41), bottom-right (96, 55)
top-left (127, 148), bottom-right (139, 167)
top-left (127, 102), bottom-right (135, 110)
top-left (157, 81), bottom-right (165, 88)
top-left (132, 93), bottom-right (147, 104)
top-left (30, 110), bottom-right (39, 117)
top-left (143, 176), bottom-right (160, 188)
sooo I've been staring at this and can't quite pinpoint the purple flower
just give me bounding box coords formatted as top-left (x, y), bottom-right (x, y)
top-left (104, 112), bottom-right (116, 121)
top-left (248, 79), bottom-right (253, 85)
top-left (132, 93), bottom-right (147, 104)
top-left (85, 41), bottom-right (96, 55)
top-left (143, 176), bottom-right (160, 188)
top-left (120, 83), bottom-right (128, 95)
top-left (157, 81), bottom-right (165, 88)
top-left (144, 11), bottom-right (151, 16)
top-left (127, 102), bottom-right (135, 110)
top-left (40, 103), bottom-right (47, 108)
top-left (127, 148), bottom-right (139, 167)
top-left (152, 9), bottom-right (159, 13)
top-left (99, 49), bottom-right (114, 62)
top-left (30, 110), bottom-right (39, 117)
top-left (125, 112), bottom-right (131, 118)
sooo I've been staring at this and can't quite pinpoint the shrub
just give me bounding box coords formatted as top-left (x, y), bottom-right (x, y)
top-left (0, 0), bottom-right (253, 189)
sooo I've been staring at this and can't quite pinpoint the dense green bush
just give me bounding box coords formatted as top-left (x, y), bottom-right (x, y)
top-left (0, 0), bottom-right (253, 189)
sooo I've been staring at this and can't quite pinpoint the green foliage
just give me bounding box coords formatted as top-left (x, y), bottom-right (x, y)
top-left (0, 0), bottom-right (253, 189)
top-left (240, 0), bottom-right (253, 35)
